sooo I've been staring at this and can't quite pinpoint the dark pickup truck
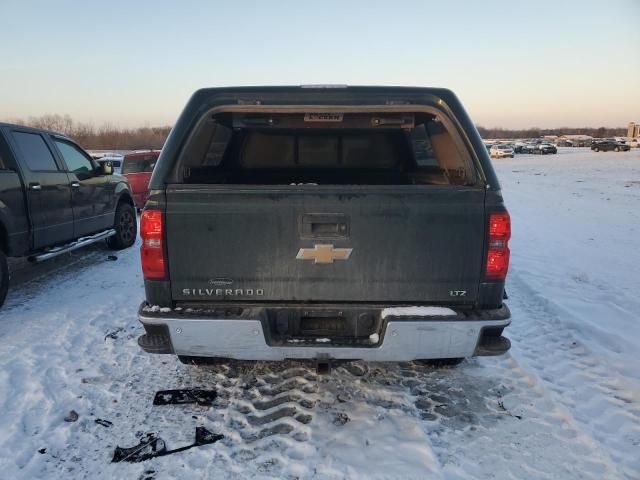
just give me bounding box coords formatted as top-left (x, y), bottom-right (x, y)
top-left (0, 123), bottom-right (137, 306)
top-left (137, 86), bottom-right (511, 370)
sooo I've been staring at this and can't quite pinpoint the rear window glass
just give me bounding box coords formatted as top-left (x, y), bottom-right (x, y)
top-left (239, 132), bottom-right (401, 169)
top-left (12, 131), bottom-right (59, 171)
top-left (122, 154), bottom-right (158, 174)
top-left (178, 112), bottom-right (475, 186)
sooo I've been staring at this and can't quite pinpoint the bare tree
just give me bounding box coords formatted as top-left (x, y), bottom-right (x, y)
top-left (8, 114), bottom-right (171, 150)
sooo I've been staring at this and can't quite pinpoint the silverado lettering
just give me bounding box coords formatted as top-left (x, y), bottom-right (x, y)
top-left (182, 288), bottom-right (264, 296)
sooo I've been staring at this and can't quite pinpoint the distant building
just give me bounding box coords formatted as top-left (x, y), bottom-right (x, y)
top-left (628, 122), bottom-right (640, 138)
top-left (558, 134), bottom-right (593, 147)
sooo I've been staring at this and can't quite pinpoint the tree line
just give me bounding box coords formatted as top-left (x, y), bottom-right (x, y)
top-left (8, 114), bottom-right (628, 149)
top-left (10, 114), bottom-right (171, 150)
top-left (476, 126), bottom-right (627, 139)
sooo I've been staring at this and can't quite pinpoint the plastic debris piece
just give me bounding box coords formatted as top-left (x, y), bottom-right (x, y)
top-left (111, 428), bottom-right (223, 463)
top-left (195, 426), bottom-right (224, 446)
top-left (112, 433), bottom-right (166, 463)
top-left (64, 410), bottom-right (79, 422)
top-left (152, 389), bottom-right (217, 407)
top-left (95, 418), bottom-right (113, 428)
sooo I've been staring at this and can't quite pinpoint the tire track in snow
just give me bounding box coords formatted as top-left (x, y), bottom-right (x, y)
top-left (207, 362), bottom-right (318, 444)
top-left (506, 271), bottom-right (640, 479)
top-left (361, 357), bottom-right (622, 479)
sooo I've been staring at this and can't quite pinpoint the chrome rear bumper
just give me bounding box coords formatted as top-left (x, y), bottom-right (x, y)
top-left (138, 303), bottom-right (511, 361)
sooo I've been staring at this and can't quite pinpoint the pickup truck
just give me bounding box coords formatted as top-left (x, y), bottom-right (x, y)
top-left (0, 123), bottom-right (137, 306)
top-left (137, 86), bottom-right (512, 371)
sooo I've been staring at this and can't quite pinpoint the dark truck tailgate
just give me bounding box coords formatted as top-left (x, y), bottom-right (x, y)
top-left (165, 184), bottom-right (486, 304)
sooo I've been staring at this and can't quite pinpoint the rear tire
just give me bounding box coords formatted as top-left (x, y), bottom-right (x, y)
top-left (0, 250), bottom-right (9, 308)
top-left (415, 358), bottom-right (464, 368)
top-left (614, 147), bottom-right (620, 152)
top-left (178, 356), bottom-right (230, 366)
top-left (594, 147), bottom-right (599, 152)
top-left (107, 202), bottom-right (137, 250)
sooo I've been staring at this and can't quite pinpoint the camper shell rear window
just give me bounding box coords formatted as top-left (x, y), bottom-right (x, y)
top-left (177, 110), bottom-right (478, 186)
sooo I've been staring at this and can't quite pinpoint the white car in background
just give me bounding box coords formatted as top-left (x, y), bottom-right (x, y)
top-left (96, 154), bottom-right (125, 174)
top-left (490, 144), bottom-right (515, 158)
top-left (625, 138), bottom-right (640, 148)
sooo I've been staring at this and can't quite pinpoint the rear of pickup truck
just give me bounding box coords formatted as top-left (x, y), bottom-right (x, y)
top-left (137, 86), bottom-right (511, 365)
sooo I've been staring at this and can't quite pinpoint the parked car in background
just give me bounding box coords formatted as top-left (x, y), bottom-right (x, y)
top-left (591, 140), bottom-right (630, 152)
top-left (520, 143), bottom-right (537, 154)
top-left (96, 155), bottom-right (123, 174)
top-left (90, 152), bottom-right (125, 174)
top-left (0, 123), bottom-right (137, 306)
top-left (521, 142), bottom-right (557, 154)
top-left (624, 138), bottom-right (640, 148)
top-left (536, 143), bottom-right (557, 154)
top-left (122, 150), bottom-right (160, 209)
top-left (490, 144), bottom-right (514, 158)
top-left (514, 141), bottom-right (527, 153)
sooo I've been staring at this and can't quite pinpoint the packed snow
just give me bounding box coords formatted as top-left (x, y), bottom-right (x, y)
top-left (0, 147), bottom-right (638, 479)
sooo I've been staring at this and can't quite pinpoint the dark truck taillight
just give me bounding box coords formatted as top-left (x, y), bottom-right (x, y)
top-left (140, 209), bottom-right (165, 279)
top-left (485, 211), bottom-right (511, 280)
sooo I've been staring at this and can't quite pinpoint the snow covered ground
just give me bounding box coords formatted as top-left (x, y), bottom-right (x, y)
top-left (0, 147), bottom-right (638, 479)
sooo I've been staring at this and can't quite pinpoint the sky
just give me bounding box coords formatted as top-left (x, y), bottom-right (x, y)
top-left (1, 0), bottom-right (639, 129)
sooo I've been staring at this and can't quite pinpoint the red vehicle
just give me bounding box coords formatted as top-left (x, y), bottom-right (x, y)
top-left (121, 150), bottom-right (160, 209)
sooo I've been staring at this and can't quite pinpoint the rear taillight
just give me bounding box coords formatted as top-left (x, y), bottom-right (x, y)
top-left (140, 209), bottom-right (165, 279)
top-left (485, 211), bottom-right (511, 280)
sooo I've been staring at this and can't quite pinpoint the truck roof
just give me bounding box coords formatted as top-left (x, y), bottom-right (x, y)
top-left (0, 122), bottom-right (70, 139)
top-left (193, 84), bottom-right (456, 93)
top-left (186, 85), bottom-right (461, 107)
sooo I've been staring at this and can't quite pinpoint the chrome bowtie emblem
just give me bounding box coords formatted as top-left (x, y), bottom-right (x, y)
top-left (296, 244), bottom-right (353, 264)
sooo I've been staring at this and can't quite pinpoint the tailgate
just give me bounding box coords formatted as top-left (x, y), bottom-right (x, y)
top-left (124, 172), bottom-right (150, 195)
top-left (165, 185), bottom-right (486, 304)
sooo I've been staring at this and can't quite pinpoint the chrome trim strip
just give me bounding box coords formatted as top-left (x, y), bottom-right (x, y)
top-left (29, 229), bottom-right (116, 263)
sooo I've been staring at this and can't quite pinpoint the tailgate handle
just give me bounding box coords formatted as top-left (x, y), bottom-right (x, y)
top-left (301, 214), bottom-right (349, 238)
top-left (311, 221), bottom-right (345, 234)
